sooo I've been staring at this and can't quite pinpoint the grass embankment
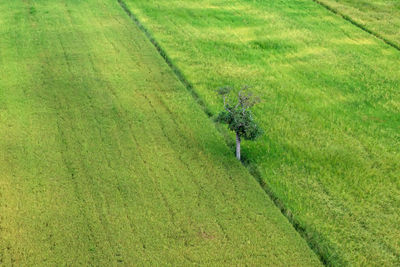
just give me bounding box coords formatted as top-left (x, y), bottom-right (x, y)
top-left (316, 0), bottom-right (400, 48)
top-left (0, 0), bottom-right (321, 265)
top-left (123, 0), bottom-right (400, 265)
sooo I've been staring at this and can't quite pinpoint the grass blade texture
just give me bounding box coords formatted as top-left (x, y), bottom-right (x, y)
top-left (123, 0), bottom-right (400, 265)
top-left (0, 0), bottom-right (321, 265)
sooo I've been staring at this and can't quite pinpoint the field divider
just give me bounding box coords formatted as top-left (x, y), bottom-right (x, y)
top-left (312, 0), bottom-right (400, 52)
top-left (117, 0), bottom-right (213, 118)
top-left (117, 0), bottom-right (329, 265)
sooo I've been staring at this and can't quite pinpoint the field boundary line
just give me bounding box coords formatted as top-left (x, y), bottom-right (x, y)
top-left (312, 0), bottom-right (400, 51)
top-left (117, 0), bottom-right (330, 265)
top-left (117, 0), bottom-right (213, 118)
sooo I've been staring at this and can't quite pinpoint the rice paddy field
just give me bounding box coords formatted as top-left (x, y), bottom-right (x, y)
top-left (0, 0), bottom-right (323, 265)
top-left (123, 0), bottom-right (400, 265)
top-left (317, 0), bottom-right (400, 48)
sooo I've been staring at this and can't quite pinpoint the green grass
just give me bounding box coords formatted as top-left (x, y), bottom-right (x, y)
top-left (316, 0), bottom-right (400, 48)
top-left (0, 0), bottom-right (322, 265)
top-left (123, 0), bottom-right (400, 265)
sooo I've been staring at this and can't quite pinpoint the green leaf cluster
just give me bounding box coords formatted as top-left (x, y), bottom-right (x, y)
top-left (216, 86), bottom-right (263, 140)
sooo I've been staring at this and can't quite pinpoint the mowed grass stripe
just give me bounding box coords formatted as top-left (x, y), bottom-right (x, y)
top-left (123, 0), bottom-right (400, 265)
top-left (0, 0), bottom-right (320, 265)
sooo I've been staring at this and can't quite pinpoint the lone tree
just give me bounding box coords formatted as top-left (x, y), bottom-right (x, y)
top-left (216, 86), bottom-right (263, 161)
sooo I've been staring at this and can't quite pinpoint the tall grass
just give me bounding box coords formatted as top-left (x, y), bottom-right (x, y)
top-left (0, 0), bottom-right (320, 265)
top-left (123, 0), bottom-right (400, 265)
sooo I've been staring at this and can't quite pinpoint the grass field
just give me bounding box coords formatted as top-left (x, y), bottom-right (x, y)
top-left (317, 0), bottom-right (400, 48)
top-left (123, 0), bottom-right (400, 265)
top-left (0, 0), bottom-right (322, 265)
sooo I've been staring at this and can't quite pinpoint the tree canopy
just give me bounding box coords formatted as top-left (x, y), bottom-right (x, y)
top-left (216, 86), bottom-right (263, 160)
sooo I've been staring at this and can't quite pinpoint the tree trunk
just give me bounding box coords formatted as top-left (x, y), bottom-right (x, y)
top-left (236, 133), bottom-right (241, 161)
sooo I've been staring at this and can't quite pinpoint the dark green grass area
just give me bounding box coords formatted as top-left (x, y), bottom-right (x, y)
top-left (0, 0), bottom-right (321, 265)
top-left (316, 0), bottom-right (400, 48)
top-left (123, 0), bottom-right (400, 265)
